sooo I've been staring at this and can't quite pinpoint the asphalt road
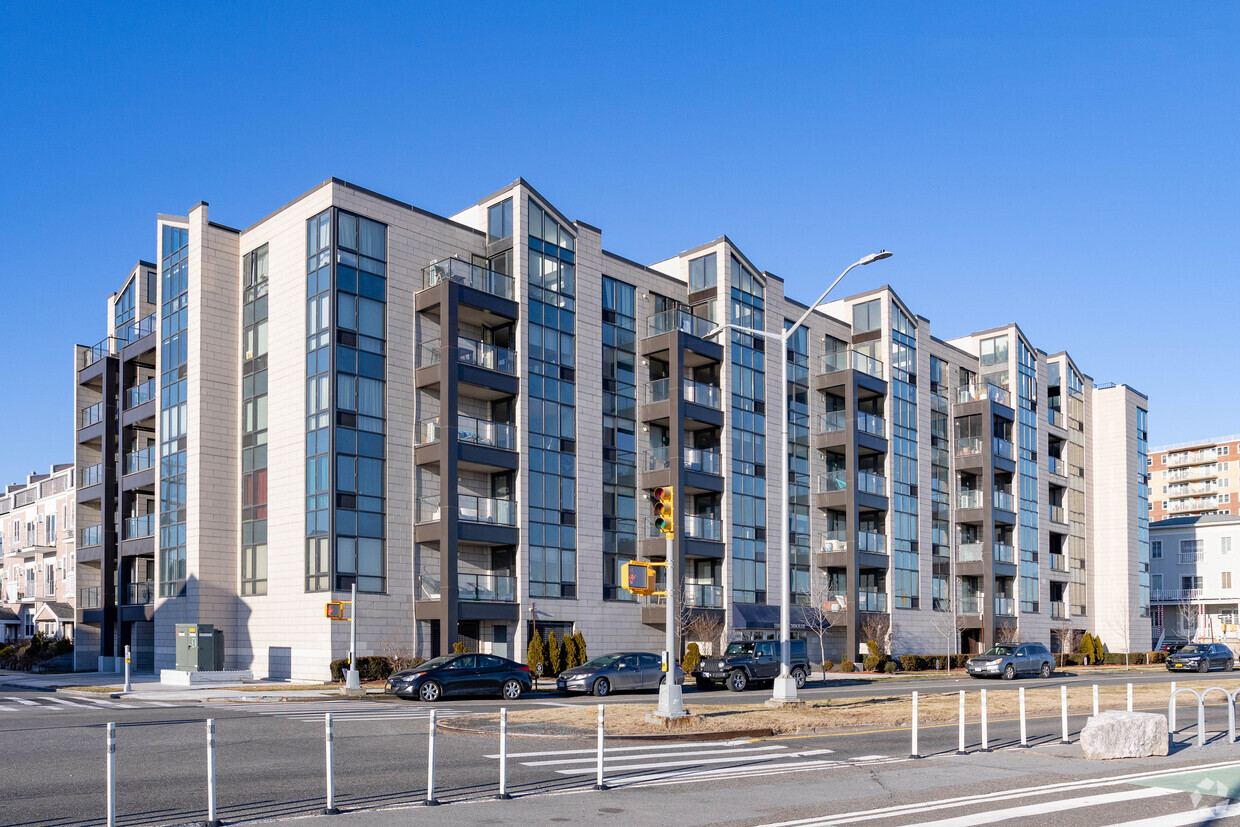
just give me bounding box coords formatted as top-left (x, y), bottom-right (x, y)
top-left (4, 668), bottom-right (1240, 827)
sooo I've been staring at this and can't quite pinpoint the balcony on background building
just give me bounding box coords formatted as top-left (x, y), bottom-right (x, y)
top-left (1166, 466), bottom-right (1218, 483)
top-left (124, 447), bottom-right (156, 475)
top-left (956, 437), bottom-right (983, 458)
top-left (993, 543), bottom-right (1015, 564)
top-left (124, 514), bottom-right (155, 540)
top-left (993, 490), bottom-right (1015, 512)
top-left (1169, 497), bottom-right (1218, 514)
top-left (992, 437), bottom-right (1014, 460)
top-left (958, 383), bottom-right (1010, 407)
top-left (1167, 448), bottom-right (1219, 467)
top-left (1168, 481), bottom-right (1219, 498)
top-left (958, 542), bottom-right (984, 563)
top-left (422, 256), bottom-right (515, 300)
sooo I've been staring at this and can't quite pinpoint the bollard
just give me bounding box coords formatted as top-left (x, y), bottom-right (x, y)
top-left (1127, 683), bottom-right (1133, 712)
top-left (909, 691), bottom-right (920, 759)
top-left (979, 689), bottom-right (990, 752)
top-left (1018, 687), bottom-right (1029, 748)
top-left (495, 708), bottom-right (512, 800)
top-left (206, 719), bottom-right (220, 827)
top-left (1170, 682), bottom-right (1176, 733)
top-left (1093, 684), bottom-right (1099, 716)
top-left (106, 722), bottom-right (116, 827)
top-left (324, 712), bottom-right (340, 815)
top-left (1060, 685), bottom-right (1070, 744)
top-left (594, 703), bottom-right (608, 790)
top-left (956, 690), bottom-right (967, 755)
top-left (423, 709), bottom-right (440, 806)
top-left (1197, 695), bottom-right (1206, 748)
top-left (123, 645), bottom-right (131, 694)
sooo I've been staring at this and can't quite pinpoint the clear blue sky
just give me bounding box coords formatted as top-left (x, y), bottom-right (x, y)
top-left (0, 3), bottom-right (1234, 486)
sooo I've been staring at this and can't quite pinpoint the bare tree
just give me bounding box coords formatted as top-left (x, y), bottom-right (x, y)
top-left (995, 624), bottom-right (1021, 645)
top-left (1176, 596), bottom-right (1201, 644)
top-left (1050, 614), bottom-right (1080, 668)
top-left (675, 576), bottom-right (727, 656)
top-left (928, 593), bottom-right (971, 673)
top-left (859, 612), bottom-right (892, 656)
top-left (802, 568), bottom-right (845, 679)
top-left (1105, 603), bottom-right (1150, 670)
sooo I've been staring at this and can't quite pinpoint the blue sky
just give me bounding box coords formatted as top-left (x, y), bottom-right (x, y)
top-left (0, 3), bottom-right (1235, 486)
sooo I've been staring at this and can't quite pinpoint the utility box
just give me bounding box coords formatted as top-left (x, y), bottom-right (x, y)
top-left (174, 624), bottom-right (225, 672)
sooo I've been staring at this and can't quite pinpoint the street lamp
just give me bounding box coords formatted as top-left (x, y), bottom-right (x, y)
top-left (706, 250), bottom-right (892, 705)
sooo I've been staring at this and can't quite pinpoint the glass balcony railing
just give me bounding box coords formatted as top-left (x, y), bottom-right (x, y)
top-left (124, 582), bottom-right (154, 605)
top-left (418, 343), bottom-right (442, 368)
top-left (683, 379), bottom-right (722, 409)
top-left (644, 447), bottom-right (672, 472)
top-left (857, 471), bottom-right (886, 496)
top-left (684, 447), bottom-right (722, 475)
top-left (418, 573), bottom-right (441, 600)
top-left (994, 597), bottom-right (1016, 617)
top-left (457, 337), bottom-right (515, 374)
top-left (1051, 600), bottom-right (1067, 620)
top-left (857, 412), bottom-right (885, 438)
top-left (79, 463), bottom-right (103, 488)
top-left (857, 531), bottom-right (886, 554)
top-left (422, 256), bottom-right (514, 300)
top-left (821, 530), bottom-right (848, 550)
top-left (78, 587), bottom-right (102, 609)
top-left (993, 490), bottom-right (1014, 512)
top-left (821, 349), bottom-right (884, 380)
top-left (992, 438), bottom-right (1014, 460)
top-left (956, 437), bottom-right (983, 458)
top-left (81, 337), bottom-right (116, 369)
top-left (818, 410), bottom-right (885, 437)
top-left (1048, 456), bottom-right (1065, 476)
top-left (416, 415), bottom-right (515, 450)
top-left (1166, 466), bottom-right (1218, 482)
top-left (121, 313), bottom-right (157, 344)
top-left (959, 597), bottom-right (981, 614)
top-left (1049, 553), bottom-right (1068, 572)
top-left (124, 514), bottom-right (155, 540)
top-left (458, 573), bottom-right (516, 602)
top-left (459, 495), bottom-right (516, 526)
top-left (993, 543), bottom-right (1015, 564)
top-left (958, 490), bottom-right (983, 510)
top-left (79, 525), bottom-right (102, 548)
top-left (125, 446), bottom-right (156, 475)
top-left (958, 383), bottom-right (1010, 406)
top-left (857, 591), bottom-right (887, 612)
top-left (646, 308), bottom-right (716, 340)
top-left (819, 411), bottom-right (846, 433)
top-left (684, 515), bottom-right (723, 541)
top-left (817, 471), bottom-right (847, 493)
top-left (1047, 408), bottom-right (1063, 428)
top-left (685, 583), bottom-right (723, 608)
top-left (1048, 505), bottom-right (1066, 524)
top-left (80, 401), bottom-right (104, 429)
top-left (958, 542), bottom-right (984, 563)
top-left (125, 378), bottom-right (157, 410)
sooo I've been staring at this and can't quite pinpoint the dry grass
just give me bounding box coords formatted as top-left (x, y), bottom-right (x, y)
top-left (456, 679), bottom-right (1240, 737)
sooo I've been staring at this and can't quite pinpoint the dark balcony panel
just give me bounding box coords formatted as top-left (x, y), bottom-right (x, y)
top-left (119, 604), bottom-right (155, 623)
top-left (813, 429), bottom-right (847, 452)
top-left (682, 401), bottom-right (725, 428)
top-left (641, 398), bottom-right (672, 426)
top-left (640, 606), bottom-right (667, 626)
top-left (414, 521), bottom-right (444, 545)
top-left (857, 551), bottom-right (890, 570)
top-left (414, 365), bottom-right (441, 390)
top-left (121, 466), bottom-right (156, 493)
top-left (457, 601), bottom-right (520, 622)
top-left (77, 481), bottom-right (105, 505)
top-left (682, 468), bottom-right (725, 494)
top-left (683, 335), bottom-right (724, 364)
top-left (458, 363), bottom-right (519, 399)
top-left (120, 536), bottom-right (155, 558)
top-left (458, 442), bottom-right (520, 473)
top-left (458, 521), bottom-right (519, 547)
top-left (992, 508), bottom-right (1017, 527)
top-left (81, 609), bottom-right (106, 624)
top-left (857, 431), bottom-right (888, 454)
top-left (683, 538), bottom-right (725, 560)
top-left (78, 420), bottom-right (106, 445)
top-left (77, 545), bottom-right (105, 563)
top-left (121, 398), bottom-right (157, 427)
top-left (993, 455), bottom-right (1017, 475)
top-left (78, 357), bottom-right (109, 384)
top-left (815, 550), bottom-right (849, 569)
top-left (856, 491), bottom-right (889, 513)
top-left (956, 560), bottom-right (985, 578)
top-left (121, 331), bottom-right (157, 361)
top-left (414, 443), bottom-right (441, 468)
top-left (813, 490), bottom-right (848, 512)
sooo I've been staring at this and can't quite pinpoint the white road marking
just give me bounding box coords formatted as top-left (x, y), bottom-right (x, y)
top-left (0, 705), bottom-right (17, 712)
top-left (83, 698), bottom-right (137, 708)
top-left (143, 701), bottom-right (174, 707)
top-left (849, 755), bottom-right (888, 761)
top-left (490, 738), bottom-right (751, 759)
top-left (556, 748), bottom-right (834, 776)
top-left (5, 697), bottom-right (40, 706)
top-left (527, 744), bottom-right (790, 767)
top-left (908, 787), bottom-right (1178, 827)
top-left (47, 698), bottom-right (91, 708)
top-left (1111, 799), bottom-right (1240, 826)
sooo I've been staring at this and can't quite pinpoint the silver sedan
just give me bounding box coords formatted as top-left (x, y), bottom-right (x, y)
top-left (557, 652), bottom-right (684, 697)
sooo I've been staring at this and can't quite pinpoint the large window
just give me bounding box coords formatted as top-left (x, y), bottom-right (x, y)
top-left (891, 301), bottom-right (918, 609)
top-left (980, 335), bottom-right (1009, 367)
top-left (241, 245), bottom-right (269, 596)
top-left (602, 276), bottom-right (637, 600)
top-left (730, 255), bottom-right (766, 604)
top-left (306, 211), bottom-right (332, 592)
top-left (488, 198), bottom-right (513, 242)
top-left (852, 299), bottom-right (881, 333)
top-left (689, 253), bottom-right (717, 293)
top-left (158, 224), bottom-right (189, 598)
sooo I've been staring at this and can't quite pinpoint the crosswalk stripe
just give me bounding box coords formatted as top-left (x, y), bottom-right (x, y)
top-left (525, 744), bottom-right (790, 767)
top-left (144, 701), bottom-right (174, 707)
top-left (620, 756), bottom-right (852, 788)
top-left (84, 698), bottom-right (137, 708)
top-left (0, 705), bottom-right (17, 712)
top-left (48, 698), bottom-right (90, 708)
top-left (491, 739), bottom-right (750, 759)
top-left (556, 749), bottom-right (834, 776)
top-left (5, 697), bottom-right (40, 706)
top-left (908, 787), bottom-right (1178, 827)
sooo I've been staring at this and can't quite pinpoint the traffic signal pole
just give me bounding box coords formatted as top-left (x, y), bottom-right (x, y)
top-left (344, 582), bottom-right (362, 695)
top-left (654, 531), bottom-right (685, 719)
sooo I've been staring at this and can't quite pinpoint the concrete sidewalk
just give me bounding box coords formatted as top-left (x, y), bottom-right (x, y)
top-left (0, 668), bottom-right (364, 702)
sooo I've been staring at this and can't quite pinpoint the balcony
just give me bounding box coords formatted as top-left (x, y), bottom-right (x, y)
top-left (822, 349), bottom-right (884, 380)
top-left (1166, 466), bottom-right (1218, 483)
top-left (958, 542), bottom-right (984, 563)
top-left (125, 446), bottom-right (156, 475)
top-left (821, 530), bottom-right (848, 551)
top-left (817, 471), bottom-right (847, 493)
top-left (1047, 409), bottom-right (1064, 428)
top-left (422, 257), bottom-right (514, 300)
top-left (857, 530), bottom-right (886, 554)
top-left (993, 543), bottom-right (1015, 564)
top-left (1168, 481), bottom-right (1218, 498)
top-left (1048, 456), bottom-right (1066, 476)
top-left (124, 581), bottom-right (154, 605)
top-left (683, 515), bottom-right (723, 541)
top-left (1051, 600), bottom-right (1067, 620)
top-left (79, 525), bottom-right (102, 548)
top-left (959, 597), bottom-right (981, 614)
top-left (1049, 553), bottom-right (1068, 572)
top-left (993, 490), bottom-right (1015, 512)
top-left (78, 587), bottom-right (102, 609)
top-left (956, 437), bottom-right (983, 458)
top-left (858, 471), bottom-right (886, 497)
top-left (459, 573), bottom-right (516, 602)
top-left (992, 438), bottom-right (1014, 461)
top-left (1167, 448), bottom-right (1218, 467)
top-left (80, 401), bottom-right (104, 429)
top-left (994, 597), bottom-right (1016, 617)
top-left (1048, 505), bottom-right (1066, 524)
top-left (79, 463), bottom-right (104, 488)
top-left (117, 313), bottom-right (156, 346)
top-left (418, 339), bottom-right (516, 374)
top-left (417, 495), bottom-right (517, 526)
top-left (1178, 551), bottom-right (1205, 565)
top-left (685, 583), bottom-right (723, 608)
top-left (418, 574), bottom-right (441, 600)
top-left (958, 383), bottom-right (1010, 407)
top-left (646, 308), bottom-right (716, 340)
top-left (958, 490), bottom-right (984, 510)
top-left (124, 514), bottom-right (155, 540)
top-left (416, 415), bottom-right (515, 450)
top-left (81, 337), bottom-right (116, 369)
top-left (125, 378), bottom-right (157, 410)
top-left (1168, 497), bottom-right (1217, 514)
top-left (645, 377), bottom-right (722, 410)
top-left (857, 412), bottom-right (885, 438)
top-left (819, 411), bottom-right (846, 433)
top-left (857, 591), bottom-right (887, 612)
top-left (644, 446), bottom-right (722, 476)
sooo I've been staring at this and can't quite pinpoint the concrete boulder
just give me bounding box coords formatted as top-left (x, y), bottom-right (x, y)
top-left (1080, 710), bottom-right (1169, 759)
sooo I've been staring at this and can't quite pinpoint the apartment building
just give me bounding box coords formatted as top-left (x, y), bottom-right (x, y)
top-left (1150, 514), bottom-right (1240, 646)
top-left (1148, 436), bottom-right (1240, 521)
top-left (0, 464), bottom-right (77, 643)
top-left (70, 178), bottom-right (1149, 679)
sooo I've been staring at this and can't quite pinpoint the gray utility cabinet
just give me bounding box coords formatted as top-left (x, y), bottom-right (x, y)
top-left (174, 623), bottom-right (225, 672)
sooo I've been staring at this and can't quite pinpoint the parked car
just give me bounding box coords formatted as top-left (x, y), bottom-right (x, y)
top-left (384, 653), bottom-right (532, 702)
top-left (557, 652), bottom-right (684, 696)
top-left (966, 643), bottom-right (1055, 680)
top-left (695, 639), bottom-right (811, 692)
top-left (1157, 637), bottom-right (1191, 653)
top-left (1166, 643), bottom-right (1235, 673)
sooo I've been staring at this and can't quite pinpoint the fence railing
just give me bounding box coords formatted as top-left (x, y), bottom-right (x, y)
top-left (422, 257), bottom-right (514, 300)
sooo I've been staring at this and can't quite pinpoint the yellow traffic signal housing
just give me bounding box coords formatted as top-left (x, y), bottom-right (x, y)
top-left (622, 561), bottom-right (662, 596)
top-left (653, 485), bottom-right (675, 537)
top-left (325, 601), bottom-right (345, 620)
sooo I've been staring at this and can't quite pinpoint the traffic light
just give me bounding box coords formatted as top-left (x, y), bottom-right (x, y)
top-left (653, 485), bottom-right (675, 537)
top-left (325, 602), bottom-right (345, 619)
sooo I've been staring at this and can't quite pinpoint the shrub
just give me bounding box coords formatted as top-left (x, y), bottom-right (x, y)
top-left (329, 655), bottom-right (405, 682)
top-left (840, 660), bottom-right (855, 673)
top-left (863, 655), bottom-right (881, 672)
top-left (572, 632), bottom-right (587, 666)
top-left (562, 634), bottom-right (579, 670)
top-left (547, 632), bottom-right (562, 676)
top-left (682, 642), bottom-right (702, 674)
top-left (952, 654), bottom-right (970, 669)
top-left (884, 661), bottom-right (898, 674)
top-left (865, 639), bottom-right (880, 658)
top-left (1149, 651), bottom-right (1167, 664)
top-left (901, 654), bottom-right (933, 672)
top-left (526, 636), bottom-right (542, 675)
top-left (821, 659), bottom-right (834, 673)
top-left (452, 641), bottom-right (468, 654)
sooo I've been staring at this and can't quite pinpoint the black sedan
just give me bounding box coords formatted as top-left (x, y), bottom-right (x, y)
top-left (385, 654), bottom-right (532, 702)
top-left (1166, 643), bottom-right (1235, 673)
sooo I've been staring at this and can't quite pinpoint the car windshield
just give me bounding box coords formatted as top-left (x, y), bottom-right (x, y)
top-left (725, 642), bottom-right (755, 655)
top-left (981, 646), bottom-right (1016, 657)
top-left (1177, 645), bottom-right (1209, 654)
top-left (415, 656), bottom-right (458, 670)
top-left (580, 654), bottom-right (623, 668)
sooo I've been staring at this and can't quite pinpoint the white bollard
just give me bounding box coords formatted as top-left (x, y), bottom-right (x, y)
top-left (1019, 687), bottom-right (1028, 748)
top-left (1060, 685), bottom-right (1070, 743)
top-left (424, 709), bottom-right (439, 806)
top-left (1093, 684), bottom-right (1099, 716)
top-left (1197, 695), bottom-right (1207, 748)
top-left (496, 708), bottom-right (512, 800)
top-left (980, 689), bottom-right (990, 752)
top-left (1170, 682), bottom-right (1177, 733)
top-left (956, 690), bottom-right (967, 754)
top-left (324, 712), bottom-right (339, 815)
top-left (594, 703), bottom-right (608, 790)
top-left (206, 719), bottom-right (220, 827)
top-left (107, 722), bottom-right (116, 827)
top-left (123, 644), bottom-right (131, 694)
top-left (909, 691), bottom-right (920, 759)
top-left (1127, 683), bottom-right (1133, 712)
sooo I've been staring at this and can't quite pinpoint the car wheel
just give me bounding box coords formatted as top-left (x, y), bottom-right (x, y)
top-left (1040, 662), bottom-right (1052, 679)
top-left (502, 679), bottom-right (523, 700)
top-left (1002, 664), bottom-right (1016, 681)
top-left (728, 670), bottom-right (749, 692)
top-left (695, 677), bottom-right (715, 691)
top-left (1228, 660), bottom-right (1235, 672)
top-left (418, 681), bottom-right (442, 703)
top-left (593, 677), bottom-right (612, 697)
top-left (1199, 660), bottom-right (1209, 673)
top-left (791, 667), bottom-right (807, 689)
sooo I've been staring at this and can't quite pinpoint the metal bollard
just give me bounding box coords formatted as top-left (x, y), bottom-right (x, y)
top-left (495, 708), bottom-right (512, 800)
top-left (1060, 685), bottom-right (1070, 743)
top-left (123, 645), bottom-right (131, 694)
top-left (594, 703), bottom-right (608, 790)
top-left (423, 709), bottom-right (440, 806)
top-left (1170, 682), bottom-right (1176, 733)
top-left (107, 722), bottom-right (116, 827)
top-left (1019, 687), bottom-right (1029, 748)
top-left (909, 692), bottom-right (920, 759)
top-left (1093, 684), bottom-right (1099, 716)
top-left (324, 712), bottom-right (340, 815)
top-left (979, 689), bottom-right (990, 752)
top-left (956, 690), bottom-right (967, 755)
top-left (1197, 695), bottom-right (1207, 748)
top-left (206, 719), bottom-right (220, 827)
top-left (1127, 683), bottom-right (1133, 713)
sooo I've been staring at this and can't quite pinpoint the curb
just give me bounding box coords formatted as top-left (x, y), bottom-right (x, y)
top-left (438, 722), bottom-right (774, 741)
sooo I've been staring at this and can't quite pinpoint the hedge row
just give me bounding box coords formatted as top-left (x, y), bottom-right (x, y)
top-left (329, 655), bottom-right (426, 682)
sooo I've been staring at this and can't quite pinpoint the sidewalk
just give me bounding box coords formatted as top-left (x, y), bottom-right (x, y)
top-left (0, 668), bottom-right (361, 702)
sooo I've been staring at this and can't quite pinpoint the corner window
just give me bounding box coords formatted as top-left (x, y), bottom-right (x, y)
top-left (689, 253), bottom-right (717, 292)
top-left (980, 335), bottom-right (1009, 367)
top-left (852, 299), bottom-right (881, 333)
top-left (488, 199), bottom-right (513, 242)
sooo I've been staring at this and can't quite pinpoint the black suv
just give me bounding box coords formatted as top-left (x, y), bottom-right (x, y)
top-left (695, 640), bottom-right (811, 691)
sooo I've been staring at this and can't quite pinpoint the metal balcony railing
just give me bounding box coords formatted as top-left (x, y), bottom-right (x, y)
top-left (822, 349), bottom-right (884, 380)
top-left (81, 337), bottom-right (116, 369)
top-left (958, 383), bottom-right (1010, 406)
top-left (117, 313), bottom-right (156, 345)
top-left (422, 257), bottom-right (514, 300)
top-left (1167, 448), bottom-right (1218, 467)
top-left (80, 401), bottom-right (105, 429)
top-left (124, 514), bottom-right (155, 540)
top-left (125, 378), bottom-right (157, 410)
top-left (125, 446), bottom-right (156, 475)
